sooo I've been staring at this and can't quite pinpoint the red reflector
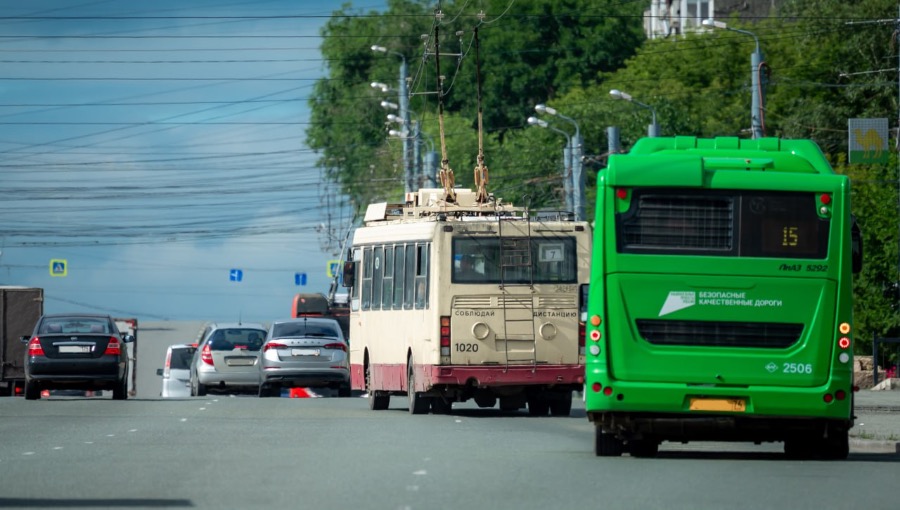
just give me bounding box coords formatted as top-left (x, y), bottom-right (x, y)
top-left (590, 330), bottom-right (600, 341)
top-left (820, 193), bottom-right (831, 205)
top-left (324, 342), bottom-right (347, 352)
top-left (835, 390), bottom-right (846, 400)
top-left (838, 337), bottom-right (850, 349)
top-left (823, 393), bottom-right (834, 403)
top-left (591, 382), bottom-right (602, 392)
top-left (578, 323), bottom-right (585, 347)
top-left (104, 337), bottom-right (121, 356)
top-left (602, 386), bottom-right (613, 396)
top-left (440, 327), bottom-right (450, 336)
top-left (615, 188), bottom-right (628, 200)
top-left (440, 338), bottom-right (450, 347)
top-left (28, 337), bottom-right (45, 356)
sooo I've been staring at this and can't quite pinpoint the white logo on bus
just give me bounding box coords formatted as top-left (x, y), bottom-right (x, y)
top-left (658, 291), bottom-right (696, 317)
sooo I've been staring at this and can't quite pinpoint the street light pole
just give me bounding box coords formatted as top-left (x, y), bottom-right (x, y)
top-left (609, 89), bottom-right (660, 138)
top-left (527, 116), bottom-right (573, 214)
top-left (372, 45), bottom-right (413, 192)
top-left (702, 19), bottom-right (764, 139)
top-left (535, 104), bottom-right (584, 221)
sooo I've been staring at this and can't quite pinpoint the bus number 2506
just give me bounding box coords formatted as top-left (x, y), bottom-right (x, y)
top-left (456, 343), bottom-right (479, 352)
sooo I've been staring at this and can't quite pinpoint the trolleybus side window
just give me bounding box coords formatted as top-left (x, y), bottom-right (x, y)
top-left (382, 246), bottom-right (394, 307)
top-left (404, 244), bottom-right (415, 309)
top-left (414, 244), bottom-right (429, 309)
top-left (362, 247), bottom-right (373, 311)
top-left (349, 248), bottom-right (361, 312)
top-left (372, 246), bottom-right (383, 310)
top-left (393, 245), bottom-right (405, 309)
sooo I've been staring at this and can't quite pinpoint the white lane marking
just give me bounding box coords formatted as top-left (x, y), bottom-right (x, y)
top-left (455, 419), bottom-right (462, 423)
top-left (412, 470), bottom-right (427, 476)
top-left (22, 452), bottom-right (35, 456)
top-left (84, 441), bottom-right (94, 444)
top-left (53, 447), bottom-right (63, 450)
top-left (180, 418), bottom-right (188, 422)
top-left (106, 434), bottom-right (115, 437)
top-left (199, 407), bottom-right (206, 411)
top-left (129, 429), bottom-right (137, 433)
top-left (406, 486), bottom-right (419, 492)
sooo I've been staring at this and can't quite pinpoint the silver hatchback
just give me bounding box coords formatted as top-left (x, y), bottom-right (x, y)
top-left (190, 322), bottom-right (267, 396)
top-left (258, 318), bottom-right (350, 397)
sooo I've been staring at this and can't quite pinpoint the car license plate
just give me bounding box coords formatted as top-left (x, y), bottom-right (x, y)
top-left (226, 358), bottom-right (255, 366)
top-left (58, 345), bottom-right (92, 353)
top-left (291, 348), bottom-right (319, 357)
top-left (689, 398), bottom-right (746, 412)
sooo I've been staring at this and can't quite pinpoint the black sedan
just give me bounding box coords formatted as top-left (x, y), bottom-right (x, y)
top-left (21, 313), bottom-right (135, 400)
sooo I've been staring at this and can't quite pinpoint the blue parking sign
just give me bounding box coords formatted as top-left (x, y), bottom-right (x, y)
top-left (229, 269), bottom-right (243, 282)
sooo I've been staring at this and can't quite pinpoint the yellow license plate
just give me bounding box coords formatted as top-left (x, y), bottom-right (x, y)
top-left (689, 398), bottom-right (746, 412)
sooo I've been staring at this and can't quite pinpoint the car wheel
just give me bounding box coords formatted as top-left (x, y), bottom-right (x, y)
top-left (24, 380), bottom-right (40, 400)
top-left (595, 427), bottom-right (624, 457)
top-left (112, 377), bottom-right (128, 400)
top-left (337, 383), bottom-right (351, 398)
top-left (527, 395), bottom-right (550, 416)
top-left (196, 380), bottom-right (207, 397)
top-left (258, 383), bottom-right (279, 398)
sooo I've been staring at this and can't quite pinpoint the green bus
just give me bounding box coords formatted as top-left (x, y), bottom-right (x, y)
top-left (585, 136), bottom-right (863, 459)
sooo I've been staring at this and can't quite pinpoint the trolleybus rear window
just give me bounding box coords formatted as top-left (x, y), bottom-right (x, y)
top-left (616, 190), bottom-right (829, 258)
top-left (452, 237), bottom-right (577, 284)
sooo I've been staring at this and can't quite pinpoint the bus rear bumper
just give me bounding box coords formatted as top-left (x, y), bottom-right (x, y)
top-left (426, 365), bottom-right (584, 387)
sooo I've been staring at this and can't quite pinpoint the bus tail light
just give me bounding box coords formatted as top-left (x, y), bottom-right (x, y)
top-left (823, 393), bottom-right (834, 403)
top-left (578, 321), bottom-right (586, 355)
top-left (27, 337), bottom-right (44, 357)
top-left (440, 316), bottom-right (451, 356)
top-left (615, 188), bottom-right (628, 200)
top-left (591, 382), bottom-right (602, 393)
top-left (835, 389), bottom-right (846, 401)
top-left (104, 337), bottom-right (121, 356)
top-left (201, 344), bottom-right (214, 365)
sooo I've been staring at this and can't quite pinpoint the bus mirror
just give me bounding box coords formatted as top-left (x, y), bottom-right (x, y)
top-left (342, 261), bottom-right (356, 288)
top-left (851, 218), bottom-right (863, 274)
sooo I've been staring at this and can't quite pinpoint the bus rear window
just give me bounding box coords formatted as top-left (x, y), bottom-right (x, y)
top-left (617, 190), bottom-right (829, 259)
top-left (452, 237), bottom-right (577, 284)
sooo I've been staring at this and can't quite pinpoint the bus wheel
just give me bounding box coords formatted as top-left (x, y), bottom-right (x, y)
top-left (784, 436), bottom-right (815, 460)
top-left (527, 395), bottom-right (550, 416)
top-left (823, 429), bottom-right (849, 460)
top-left (366, 362), bottom-right (390, 410)
top-left (595, 427), bottom-right (623, 457)
top-left (549, 391), bottom-right (573, 416)
top-left (629, 438), bottom-right (659, 458)
top-left (407, 360), bottom-right (430, 415)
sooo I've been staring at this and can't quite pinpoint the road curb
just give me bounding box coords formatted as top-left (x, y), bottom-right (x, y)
top-left (849, 438), bottom-right (900, 454)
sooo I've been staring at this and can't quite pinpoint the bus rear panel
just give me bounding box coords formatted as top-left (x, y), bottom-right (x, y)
top-left (585, 137), bottom-right (858, 459)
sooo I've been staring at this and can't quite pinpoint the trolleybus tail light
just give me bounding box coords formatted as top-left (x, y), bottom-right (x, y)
top-left (27, 337), bottom-right (44, 357)
top-left (201, 344), bottom-right (214, 365)
top-left (104, 337), bottom-right (121, 356)
top-left (440, 316), bottom-right (451, 356)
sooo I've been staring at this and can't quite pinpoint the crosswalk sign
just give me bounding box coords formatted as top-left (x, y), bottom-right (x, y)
top-left (49, 259), bottom-right (67, 277)
top-left (326, 260), bottom-right (341, 278)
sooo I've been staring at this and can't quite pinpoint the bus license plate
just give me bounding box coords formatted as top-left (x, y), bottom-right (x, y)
top-left (689, 398), bottom-right (746, 412)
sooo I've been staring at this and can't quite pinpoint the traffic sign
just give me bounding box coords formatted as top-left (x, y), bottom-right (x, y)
top-left (326, 260), bottom-right (341, 278)
top-left (229, 269), bottom-right (243, 282)
top-left (49, 259), bottom-right (67, 277)
top-left (295, 272), bottom-right (307, 286)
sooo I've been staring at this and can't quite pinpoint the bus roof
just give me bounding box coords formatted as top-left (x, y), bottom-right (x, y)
top-left (619, 136), bottom-right (834, 174)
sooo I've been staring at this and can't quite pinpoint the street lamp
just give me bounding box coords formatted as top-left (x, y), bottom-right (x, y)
top-left (702, 18), bottom-right (764, 139)
top-left (528, 116), bottom-right (574, 214)
top-left (534, 104), bottom-right (584, 221)
top-left (370, 81), bottom-right (390, 93)
top-left (372, 45), bottom-right (413, 192)
top-left (609, 89), bottom-right (660, 138)
top-left (380, 100), bottom-right (398, 111)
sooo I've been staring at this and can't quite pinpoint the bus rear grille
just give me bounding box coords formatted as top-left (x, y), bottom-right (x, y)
top-left (636, 319), bottom-right (803, 348)
top-left (453, 296), bottom-right (492, 307)
top-left (621, 195), bottom-right (733, 250)
top-left (537, 295), bottom-right (575, 307)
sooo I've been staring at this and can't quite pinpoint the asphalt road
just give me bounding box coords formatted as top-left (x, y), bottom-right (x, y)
top-left (1, 321), bottom-right (896, 510)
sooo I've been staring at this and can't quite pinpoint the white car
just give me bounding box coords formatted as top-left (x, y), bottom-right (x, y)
top-left (157, 343), bottom-right (197, 398)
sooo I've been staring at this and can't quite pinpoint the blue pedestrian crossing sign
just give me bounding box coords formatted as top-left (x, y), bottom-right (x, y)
top-left (229, 269), bottom-right (243, 282)
top-left (326, 260), bottom-right (341, 278)
top-left (49, 259), bottom-right (67, 277)
top-left (295, 272), bottom-right (307, 286)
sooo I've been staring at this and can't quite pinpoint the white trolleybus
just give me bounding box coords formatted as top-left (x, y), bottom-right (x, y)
top-left (343, 187), bottom-right (591, 415)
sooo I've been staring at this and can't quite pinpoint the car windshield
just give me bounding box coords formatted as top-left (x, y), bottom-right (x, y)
top-left (41, 318), bottom-right (109, 335)
top-left (272, 322), bottom-right (340, 339)
top-left (207, 329), bottom-right (266, 351)
top-left (170, 347), bottom-right (196, 369)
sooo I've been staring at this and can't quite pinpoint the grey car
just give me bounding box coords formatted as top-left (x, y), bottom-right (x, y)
top-left (157, 343), bottom-right (197, 398)
top-left (258, 317), bottom-right (350, 397)
top-left (189, 322), bottom-right (267, 396)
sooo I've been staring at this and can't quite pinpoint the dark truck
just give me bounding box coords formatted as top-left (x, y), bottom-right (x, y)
top-left (0, 286), bottom-right (43, 396)
top-left (291, 292), bottom-right (349, 341)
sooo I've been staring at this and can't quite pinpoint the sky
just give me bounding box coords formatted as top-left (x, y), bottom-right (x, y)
top-left (0, 0), bottom-right (385, 322)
